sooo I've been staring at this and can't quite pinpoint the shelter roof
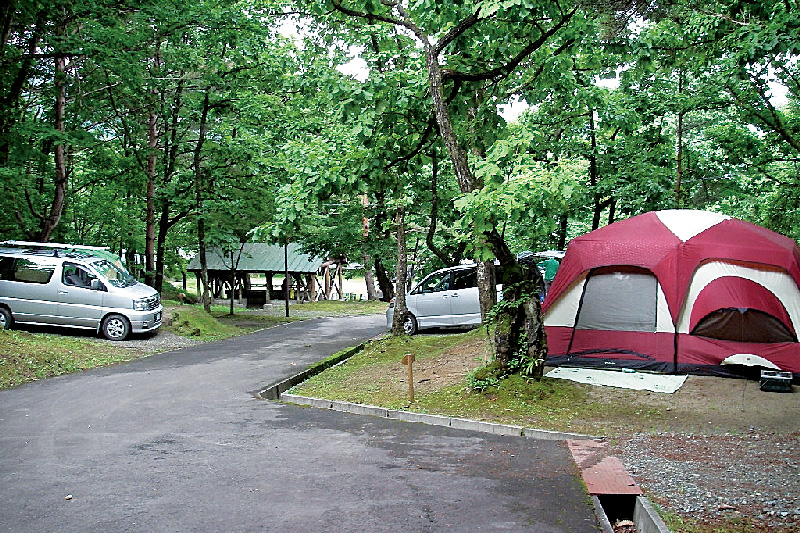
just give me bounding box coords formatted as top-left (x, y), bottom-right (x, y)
top-left (186, 243), bottom-right (322, 274)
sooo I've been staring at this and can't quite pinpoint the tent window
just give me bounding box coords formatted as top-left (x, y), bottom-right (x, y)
top-left (691, 308), bottom-right (797, 343)
top-left (575, 271), bottom-right (657, 332)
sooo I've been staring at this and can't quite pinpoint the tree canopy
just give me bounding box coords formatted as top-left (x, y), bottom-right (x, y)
top-left (1, 0), bottom-right (798, 366)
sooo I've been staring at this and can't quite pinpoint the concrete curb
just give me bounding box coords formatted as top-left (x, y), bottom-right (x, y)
top-left (280, 392), bottom-right (592, 441)
top-left (634, 495), bottom-right (671, 533)
top-left (255, 343), bottom-right (367, 401)
top-left (591, 496), bottom-right (615, 533)
top-left (258, 343), bottom-right (668, 533)
top-left (257, 340), bottom-right (593, 441)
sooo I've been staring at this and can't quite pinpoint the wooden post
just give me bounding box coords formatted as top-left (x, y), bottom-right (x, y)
top-left (265, 272), bottom-right (273, 302)
top-left (284, 243), bottom-right (289, 318)
top-left (402, 353), bottom-right (415, 403)
top-left (324, 265), bottom-right (331, 300)
top-left (336, 263), bottom-right (343, 300)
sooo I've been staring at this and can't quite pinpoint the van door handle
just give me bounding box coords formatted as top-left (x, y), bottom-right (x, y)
top-left (451, 293), bottom-right (459, 297)
top-left (58, 290), bottom-right (68, 295)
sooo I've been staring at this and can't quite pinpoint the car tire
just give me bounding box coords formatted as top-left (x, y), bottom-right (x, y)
top-left (101, 314), bottom-right (130, 341)
top-left (0, 307), bottom-right (13, 331)
top-left (403, 313), bottom-right (418, 335)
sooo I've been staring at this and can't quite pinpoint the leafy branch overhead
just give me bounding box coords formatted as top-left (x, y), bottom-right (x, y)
top-left (1, 0), bottom-right (798, 367)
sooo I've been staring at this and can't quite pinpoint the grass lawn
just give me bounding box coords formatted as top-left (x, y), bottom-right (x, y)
top-left (0, 329), bottom-right (144, 389)
top-left (0, 299), bottom-right (386, 389)
top-left (290, 329), bottom-right (610, 435)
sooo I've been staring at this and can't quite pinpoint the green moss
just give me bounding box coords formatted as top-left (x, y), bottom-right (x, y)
top-left (160, 281), bottom-right (199, 304)
top-left (659, 507), bottom-right (774, 533)
top-left (166, 307), bottom-right (244, 340)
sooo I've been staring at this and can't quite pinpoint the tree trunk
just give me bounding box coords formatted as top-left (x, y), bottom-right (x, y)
top-left (425, 150), bottom-right (454, 266)
top-left (557, 213), bottom-right (568, 250)
top-left (588, 107), bottom-right (603, 231)
top-left (363, 254), bottom-right (379, 300)
top-left (38, 52), bottom-right (68, 242)
top-left (0, 3), bottom-right (39, 166)
top-left (152, 79), bottom-right (185, 292)
top-left (476, 260), bottom-right (496, 322)
top-left (374, 257), bottom-right (394, 302)
top-left (675, 71), bottom-right (685, 208)
top-left (422, 39), bottom-right (546, 374)
top-left (154, 203), bottom-right (169, 292)
top-left (424, 42), bottom-right (477, 193)
top-left (391, 205), bottom-right (408, 335)
top-left (194, 92), bottom-right (211, 312)
top-left (229, 250), bottom-right (236, 316)
top-left (144, 105), bottom-right (157, 287)
top-left (485, 228), bottom-right (546, 375)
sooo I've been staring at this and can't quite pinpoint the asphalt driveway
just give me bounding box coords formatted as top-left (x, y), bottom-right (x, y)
top-left (0, 315), bottom-right (600, 532)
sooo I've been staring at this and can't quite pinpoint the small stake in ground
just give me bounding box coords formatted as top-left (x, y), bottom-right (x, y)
top-left (402, 353), bottom-right (415, 403)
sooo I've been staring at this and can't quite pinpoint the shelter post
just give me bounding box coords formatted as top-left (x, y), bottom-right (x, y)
top-left (284, 243), bottom-right (289, 318)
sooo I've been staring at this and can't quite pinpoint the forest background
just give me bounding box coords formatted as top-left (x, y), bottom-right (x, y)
top-left (1, 0), bottom-right (798, 344)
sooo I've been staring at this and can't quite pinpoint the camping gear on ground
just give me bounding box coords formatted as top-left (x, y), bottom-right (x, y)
top-left (543, 210), bottom-right (800, 378)
top-left (760, 370), bottom-right (793, 392)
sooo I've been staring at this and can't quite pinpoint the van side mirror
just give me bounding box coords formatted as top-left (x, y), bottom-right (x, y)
top-left (91, 279), bottom-right (106, 291)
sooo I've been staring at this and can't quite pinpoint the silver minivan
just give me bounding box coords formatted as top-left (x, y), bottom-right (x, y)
top-left (386, 264), bottom-right (494, 335)
top-left (0, 246), bottom-right (162, 340)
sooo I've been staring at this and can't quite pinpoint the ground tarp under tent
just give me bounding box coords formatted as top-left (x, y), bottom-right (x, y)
top-left (542, 210), bottom-right (800, 378)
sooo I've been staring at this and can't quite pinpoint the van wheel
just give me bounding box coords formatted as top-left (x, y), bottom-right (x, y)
top-left (0, 307), bottom-right (13, 330)
top-left (102, 314), bottom-right (130, 341)
top-left (403, 313), bottom-right (418, 335)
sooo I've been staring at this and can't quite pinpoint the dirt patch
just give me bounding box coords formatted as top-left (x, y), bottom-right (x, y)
top-left (409, 335), bottom-right (492, 390)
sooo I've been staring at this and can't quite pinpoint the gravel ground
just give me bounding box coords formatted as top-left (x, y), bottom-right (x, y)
top-left (418, 339), bottom-right (800, 532)
top-left (614, 431), bottom-right (800, 531)
top-left (96, 329), bottom-right (203, 354)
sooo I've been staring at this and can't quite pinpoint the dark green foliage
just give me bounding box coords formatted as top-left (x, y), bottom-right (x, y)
top-left (1, 0), bottom-right (797, 320)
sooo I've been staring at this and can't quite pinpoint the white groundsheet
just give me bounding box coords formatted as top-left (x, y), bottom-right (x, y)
top-left (546, 367), bottom-right (688, 393)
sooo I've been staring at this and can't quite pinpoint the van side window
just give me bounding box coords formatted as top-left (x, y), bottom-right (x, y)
top-left (13, 259), bottom-right (55, 284)
top-left (62, 263), bottom-right (97, 289)
top-left (451, 269), bottom-right (477, 290)
top-left (0, 257), bottom-right (13, 280)
top-left (416, 272), bottom-right (451, 293)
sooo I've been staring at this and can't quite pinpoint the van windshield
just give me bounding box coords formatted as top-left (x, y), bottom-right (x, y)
top-left (91, 259), bottom-right (136, 288)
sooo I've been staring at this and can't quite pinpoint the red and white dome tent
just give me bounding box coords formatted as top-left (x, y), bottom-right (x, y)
top-left (543, 210), bottom-right (800, 378)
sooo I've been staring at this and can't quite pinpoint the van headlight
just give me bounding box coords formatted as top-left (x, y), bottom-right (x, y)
top-left (133, 298), bottom-right (148, 311)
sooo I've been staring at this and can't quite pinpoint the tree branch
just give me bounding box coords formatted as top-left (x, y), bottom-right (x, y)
top-left (442, 9), bottom-right (577, 83)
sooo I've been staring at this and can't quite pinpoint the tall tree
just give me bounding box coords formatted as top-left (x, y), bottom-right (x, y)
top-left (300, 0), bottom-right (592, 375)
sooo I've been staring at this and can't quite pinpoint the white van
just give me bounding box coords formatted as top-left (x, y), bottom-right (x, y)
top-left (386, 264), bottom-right (498, 335)
top-left (0, 246), bottom-right (162, 340)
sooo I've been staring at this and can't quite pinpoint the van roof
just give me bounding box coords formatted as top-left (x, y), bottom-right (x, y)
top-left (0, 247), bottom-right (97, 262)
top-left (0, 242), bottom-right (121, 264)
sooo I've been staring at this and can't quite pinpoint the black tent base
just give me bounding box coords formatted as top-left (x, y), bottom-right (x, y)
top-left (546, 353), bottom-right (800, 384)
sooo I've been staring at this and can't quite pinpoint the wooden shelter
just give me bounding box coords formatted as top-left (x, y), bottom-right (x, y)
top-left (186, 243), bottom-right (332, 305)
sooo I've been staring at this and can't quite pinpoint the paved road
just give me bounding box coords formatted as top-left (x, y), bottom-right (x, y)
top-left (0, 315), bottom-right (600, 532)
